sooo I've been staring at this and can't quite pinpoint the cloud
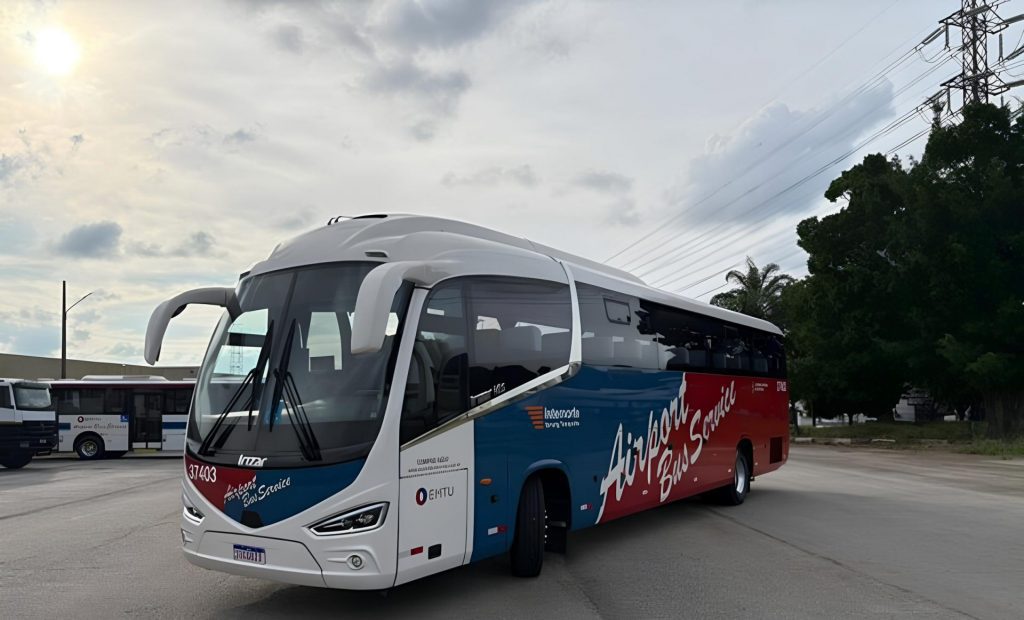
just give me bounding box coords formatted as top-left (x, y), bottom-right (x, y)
top-left (108, 342), bottom-right (143, 358)
top-left (224, 128), bottom-right (258, 145)
top-left (70, 134), bottom-right (85, 152)
top-left (273, 24), bottom-right (304, 53)
top-left (54, 221), bottom-right (123, 259)
top-left (667, 80), bottom-right (896, 226)
top-left (275, 207), bottom-right (318, 230)
top-left (365, 60), bottom-right (470, 116)
top-left (377, 0), bottom-right (536, 50)
top-left (126, 231), bottom-right (219, 258)
top-left (575, 171), bottom-right (633, 194)
top-left (442, 164), bottom-right (538, 188)
top-left (174, 231), bottom-right (216, 256)
top-left (605, 197), bottom-right (641, 227)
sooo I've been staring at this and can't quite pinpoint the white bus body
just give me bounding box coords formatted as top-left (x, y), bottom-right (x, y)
top-left (0, 379), bottom-right (57, 469)
top-left (147, 214), bottom-right (789, 590)
top-left (51, 377), bottom-right (193, 459)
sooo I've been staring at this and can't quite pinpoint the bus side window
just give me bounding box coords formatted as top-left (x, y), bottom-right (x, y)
top-left (577, 283), bottom-right (659, 369)
top-left (401, 277), bottom-right (572, 445)
top-left (401, 283), bottom-right (468, 444)
top-left (465, 278), bottom-right (571, 403)
top-left (0, 386), bottom-right (11, 409)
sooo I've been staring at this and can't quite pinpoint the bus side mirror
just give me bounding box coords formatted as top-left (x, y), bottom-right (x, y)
top-left (144, 287), bottom-right (241, 365)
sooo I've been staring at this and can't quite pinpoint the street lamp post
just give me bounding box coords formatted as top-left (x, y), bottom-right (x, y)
top-left (61, 280), bottom-right (94, 379)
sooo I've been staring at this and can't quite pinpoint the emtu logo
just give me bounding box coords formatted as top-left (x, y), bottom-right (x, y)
top-left (526, 406), bottom-right (545, 429)
top-left (415, 488), bottom-right (428, 506)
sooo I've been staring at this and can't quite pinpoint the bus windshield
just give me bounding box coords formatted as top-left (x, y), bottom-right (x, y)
top-left (13, 383), bottom-right (52, 411)
top-left (189, 262), bottom-right (412, 468)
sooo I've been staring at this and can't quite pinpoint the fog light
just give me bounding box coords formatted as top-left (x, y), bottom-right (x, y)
top-left (347, 554), bottom-right (365, 570)
top-left (181, 529), bottom-right (187, 544)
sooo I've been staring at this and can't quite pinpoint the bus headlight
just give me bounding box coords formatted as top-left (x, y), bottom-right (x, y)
top-left (308, 503), bottom-right (388, 536)
top-left (182, 493), bottom-right (205, 524)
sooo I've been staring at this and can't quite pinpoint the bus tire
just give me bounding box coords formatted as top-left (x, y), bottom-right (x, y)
top-left (74, 434), bottom-right (105, 460)
top-left (509, 476), bottom-right (545, 578)
top-left (0, 451), bottom-right (34, 469)
top-left (713, 449), bottom-right (751, 506)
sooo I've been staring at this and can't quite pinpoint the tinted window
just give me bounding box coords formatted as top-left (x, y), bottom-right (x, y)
top-left (577, 283), bottom-right (661, 369)
top-left (55, 388), bottom-right (105, 414)
top-left (0, 386), bottom-right (11, 409)
top-left (402, 277), bottom-right (571, 443)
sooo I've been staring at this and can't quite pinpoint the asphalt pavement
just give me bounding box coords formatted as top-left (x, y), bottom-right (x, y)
top-left (2, 447), bottom-right (1022, 619)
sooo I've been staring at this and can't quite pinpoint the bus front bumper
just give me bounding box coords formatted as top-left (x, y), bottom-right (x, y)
top-left (182, 522), bottom-right (397, 590)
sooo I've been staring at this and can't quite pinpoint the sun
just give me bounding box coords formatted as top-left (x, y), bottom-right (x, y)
top-left (33, 27), bottom-right (81, 76)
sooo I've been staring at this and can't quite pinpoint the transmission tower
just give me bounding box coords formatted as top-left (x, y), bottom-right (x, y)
top-left (935, 0), bottom-right (1024, 110)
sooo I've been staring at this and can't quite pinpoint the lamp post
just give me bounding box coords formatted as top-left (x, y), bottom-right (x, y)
top-left (61, 280), bottom-right (94, 379)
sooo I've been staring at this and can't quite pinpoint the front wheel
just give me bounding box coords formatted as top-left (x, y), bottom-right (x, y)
top-left (0, 451), bottom-right (34, 469)
top-left (712, 449), bottom-right (751, 506)
top-left (509, 476), bottom-right (545, 577)
top-left (74, 434), bottom-right (105, 460)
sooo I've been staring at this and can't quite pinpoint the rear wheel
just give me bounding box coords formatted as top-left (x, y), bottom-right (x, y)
top-left (509, 476), bottom-right (545, 577)
top-left (74, 434), bottom-right (105, 460)
top-left (712, 449), bottom-right (751, 506)
top-left (0, 451), bottom-right (34, 469)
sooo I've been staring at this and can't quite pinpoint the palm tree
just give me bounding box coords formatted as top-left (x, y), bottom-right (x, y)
top-left (710, 257), bottom-right (794, 321)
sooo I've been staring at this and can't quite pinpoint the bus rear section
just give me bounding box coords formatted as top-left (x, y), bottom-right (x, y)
top-left (51, 377), bottom-right (193, 460)
top-left (0, 379), bottom-right (58, 469)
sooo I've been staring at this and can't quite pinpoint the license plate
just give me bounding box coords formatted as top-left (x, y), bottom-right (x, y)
top-left (233, 544), bottom-right (266, 565)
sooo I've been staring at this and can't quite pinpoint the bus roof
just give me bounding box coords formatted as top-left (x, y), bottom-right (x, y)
top-left (49, 379), bottom-right (194, 387)
top-left (248, 214), bottom-right (783, 336)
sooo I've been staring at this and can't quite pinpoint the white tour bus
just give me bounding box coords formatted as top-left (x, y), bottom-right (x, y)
top-left (146, 214), bottom-right (789, 590)
top-left (51, 376), bottom-right (193, 459)
top-left (0, 379), bottom-right (57, 469)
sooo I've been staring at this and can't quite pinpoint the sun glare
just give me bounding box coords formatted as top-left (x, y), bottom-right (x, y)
top-left (33, 27), bottom-right (81, 76)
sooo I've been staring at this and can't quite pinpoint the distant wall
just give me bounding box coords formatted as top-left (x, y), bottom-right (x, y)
top-left (0, 353), bottom-right (198, 381)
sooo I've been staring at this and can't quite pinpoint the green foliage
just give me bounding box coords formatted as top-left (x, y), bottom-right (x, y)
top-left (785, 103), bottom-right (1024, 439)
top-left (709, 256), bottom-right (794, 322)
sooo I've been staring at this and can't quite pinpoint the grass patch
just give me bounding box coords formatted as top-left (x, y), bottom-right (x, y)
top-left (795, 421), bottom-right (973, 443)
top-left (956, 439), bottom-right (1024, 458)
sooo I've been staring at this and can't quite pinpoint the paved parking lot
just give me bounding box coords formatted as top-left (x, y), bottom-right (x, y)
top-left (2, 447), bottom-right (1022, 619)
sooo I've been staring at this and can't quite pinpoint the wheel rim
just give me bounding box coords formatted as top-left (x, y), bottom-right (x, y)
top-left (81, 440), bottom-right (98, 457)
top-left (735, 456), bottom-right (748, 495)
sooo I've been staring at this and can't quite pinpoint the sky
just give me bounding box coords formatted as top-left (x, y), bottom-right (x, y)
top-left (0, 0), bottom-right (999, 366)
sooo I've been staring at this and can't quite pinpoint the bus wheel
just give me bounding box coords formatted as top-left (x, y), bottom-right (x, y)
top-left (0, 451), bottom-right (34, 469)
top-left (713, 449), bottom-right (751, 506)
top-left (509, 476), bottom-right (545, 578)
top-left (74, 434), bottom-right (105, 460)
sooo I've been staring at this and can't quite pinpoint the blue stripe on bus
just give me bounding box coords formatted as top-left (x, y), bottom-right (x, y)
top-left (58, 422), bottom-right (71, 430)
top-left (162, 421), bottom-right (187, 429)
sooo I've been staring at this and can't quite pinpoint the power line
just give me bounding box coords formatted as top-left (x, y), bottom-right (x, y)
top-left (604, 20), bottom-right (942, 267)
top-left (639, 56), bottom-right (958, 287)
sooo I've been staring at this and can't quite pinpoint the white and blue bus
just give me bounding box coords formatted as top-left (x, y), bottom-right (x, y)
top-left (51, 377), bottom-right (193, 459)
top-left (146, 214), bottom-right (789, 589)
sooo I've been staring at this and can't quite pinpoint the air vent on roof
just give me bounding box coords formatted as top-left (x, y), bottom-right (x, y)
top-left (353, 214), bottom-right (388, 219)
top-left (365, 250), bottom-right (388, 258)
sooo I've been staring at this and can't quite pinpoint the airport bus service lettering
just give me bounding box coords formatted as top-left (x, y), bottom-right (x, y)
top-left (597, 376), bottom-right (737, 522)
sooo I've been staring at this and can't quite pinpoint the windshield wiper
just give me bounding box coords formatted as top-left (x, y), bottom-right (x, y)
top-left (197, 321), bottom-right (275, 456)
top-left (268, 319), bottom-right (322, 461)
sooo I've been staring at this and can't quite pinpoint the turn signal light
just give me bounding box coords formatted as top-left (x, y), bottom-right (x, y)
top-left (308, 503), bottom-right (388, 536)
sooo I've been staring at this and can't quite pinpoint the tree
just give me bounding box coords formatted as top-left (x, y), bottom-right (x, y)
top-left (785, 104), bottom-right (1024, 438)
top-left (709, 257), bottom-right (794, 323)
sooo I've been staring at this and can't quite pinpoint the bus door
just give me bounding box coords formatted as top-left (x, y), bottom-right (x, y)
top-left (131, 391), bottom-right (163, 449)
top-left (162, 388), bottom-right (189, 452)
top-left (395, 422), bottom-right (471, 586)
